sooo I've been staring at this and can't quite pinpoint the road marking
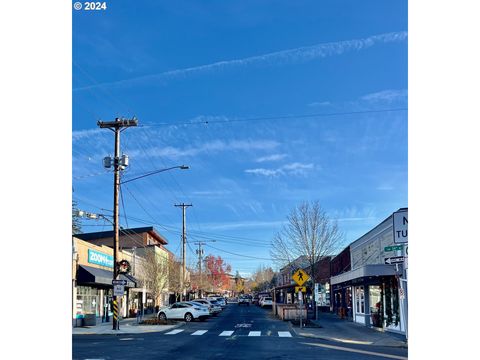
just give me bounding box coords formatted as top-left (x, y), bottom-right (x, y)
top-left (235, 323), bottom-right (252, 328)
top-left (300, 342), bottom-right (408, 360)
top-left (248, 331), bottom-right (261, 336)
top-left (191, 330), bottom-right (208, 336)
top-left (118, 338), bottom-right (134, 341)
top-left (278, 331), bottom-right (292, 337)
top-left (165, 329), bottom-right (184, 335)
top-left (219, 331), bottom-right (234, 336)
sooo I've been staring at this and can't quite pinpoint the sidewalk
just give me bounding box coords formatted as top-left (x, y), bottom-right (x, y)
top-left (290, 312), bottom-right (407, 348)
top-left (72, 314), bottom-right (184, 335)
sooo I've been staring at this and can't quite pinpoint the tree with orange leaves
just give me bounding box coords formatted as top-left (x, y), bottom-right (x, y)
top-left (204, 254), bottom-right (232, 292)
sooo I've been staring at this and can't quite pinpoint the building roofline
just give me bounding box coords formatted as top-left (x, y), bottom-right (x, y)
top-left (73, 226), bottom-right (168, 245)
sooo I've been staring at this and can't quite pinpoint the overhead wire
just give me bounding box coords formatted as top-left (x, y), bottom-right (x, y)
top-left (140, 108), bottom-right (408, 127)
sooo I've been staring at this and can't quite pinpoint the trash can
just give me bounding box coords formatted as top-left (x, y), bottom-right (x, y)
top-left (75, 315), bottom-right (84, 327)
top-left (83, 313), bottom-right (96, 326)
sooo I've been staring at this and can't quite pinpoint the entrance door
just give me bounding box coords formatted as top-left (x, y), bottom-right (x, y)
top-left (369, 285), bottom-right (382, 328)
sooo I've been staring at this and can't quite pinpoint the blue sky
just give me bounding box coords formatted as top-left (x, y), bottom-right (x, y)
top-left (72, 0), bottom-right (407, 277)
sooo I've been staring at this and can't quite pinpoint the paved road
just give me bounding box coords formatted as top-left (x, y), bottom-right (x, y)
top-left (73, 304), bottom-right (408, 360)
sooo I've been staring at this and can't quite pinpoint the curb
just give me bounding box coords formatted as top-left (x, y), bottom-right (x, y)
top-left (290, 327), bottom-right (408, 349)
top-left (72, 320), bottom-right (185, 336)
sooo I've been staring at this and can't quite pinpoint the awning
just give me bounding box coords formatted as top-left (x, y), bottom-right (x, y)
top-left (76, 265), bottom-right (137, 288)
top-left (330, 264), bottom-right (396, 285)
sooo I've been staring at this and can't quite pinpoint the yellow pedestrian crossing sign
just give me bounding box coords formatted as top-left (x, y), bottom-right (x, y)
top-left (292, 269), bottom-right (310, 286)
top-left (295, 286), bottom-right (306, 293)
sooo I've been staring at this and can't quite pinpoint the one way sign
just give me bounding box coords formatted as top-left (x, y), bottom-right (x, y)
top-left (385, 256), bottom-right (405, 265)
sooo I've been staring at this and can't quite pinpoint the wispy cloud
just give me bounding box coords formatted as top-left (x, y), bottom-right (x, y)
top-left (361, 89), bottom-right (408, 103)
top-left (74, 31), bottom-right (407, 91)
top-left (308, 101), bottom-right (331, 107)
top-left (128, 139), bottom-right (280, 160)
top-left (201, 220), bottom-right (285, 231)
top-left (245, 162), bottom-right (314, 177)
top-left (376, 185), bottom-right (394, 191)
top-left (256, 154), bottom-right (287, 163)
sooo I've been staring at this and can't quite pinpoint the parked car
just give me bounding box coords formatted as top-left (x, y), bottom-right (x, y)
top-left (186, 301), bottom-right (213, 316)
top-left (259, 296), bottom-right (273, 308)
top-left (157, 302), bottom-right (210, 322)
top-left (194, 299), bottom-right (222, 314)
top-left (213, 297), bottom-right (227, 307)
top-left (238, 295), bottom-right (250, 306)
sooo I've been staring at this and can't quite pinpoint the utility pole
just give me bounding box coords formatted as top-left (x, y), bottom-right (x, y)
top-left (194, 242), bottom-right (205, 298)
top-left (98, 117), bottom-right (138, 330)
top-left (175, 203), bottom-right (192, 301)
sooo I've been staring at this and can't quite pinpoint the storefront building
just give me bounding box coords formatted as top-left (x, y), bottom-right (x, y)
top-left (330, 246), bottom-right (352, 319)
top-left (72, 237), bottom-right (138, 327)
top-left (74, 227), bottom-right (173, 315)
top-left (330, 209), bottom-right (408, 336)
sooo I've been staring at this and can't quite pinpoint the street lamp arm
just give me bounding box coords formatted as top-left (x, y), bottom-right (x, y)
top-left (120, 165), bottom-right (189, 185)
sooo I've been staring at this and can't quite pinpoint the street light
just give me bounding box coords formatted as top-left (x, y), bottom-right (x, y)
top-left (120, 165), bottom-right (189, 185)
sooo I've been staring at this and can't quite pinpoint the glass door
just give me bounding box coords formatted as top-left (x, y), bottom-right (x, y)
top-left (369, 285), bottom-right (382, 327)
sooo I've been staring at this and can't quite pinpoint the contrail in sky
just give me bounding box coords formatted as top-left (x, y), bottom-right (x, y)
top-left (73, 31), bottom-right (407, 92)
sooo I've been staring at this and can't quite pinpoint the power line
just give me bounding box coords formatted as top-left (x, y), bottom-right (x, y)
top-left (141, 108), bottom-right (408, 127)
top-left (204, 243), bottom-right (273, 261)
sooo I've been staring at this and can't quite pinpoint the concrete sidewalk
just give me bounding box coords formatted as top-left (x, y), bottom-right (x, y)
top-left (72, 314), bottom-right (184, 335)
top-left (290, 312), bottom-right (407, 348)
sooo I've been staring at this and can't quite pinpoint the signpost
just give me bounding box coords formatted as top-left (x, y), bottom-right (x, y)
top-left (292, 270), bottom-right (310, 328)
top-left (385, 256), bottom-right (405, 265)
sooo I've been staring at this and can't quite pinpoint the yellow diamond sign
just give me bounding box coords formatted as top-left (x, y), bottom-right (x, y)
top-left (292, 269), bottom-right (310, 286)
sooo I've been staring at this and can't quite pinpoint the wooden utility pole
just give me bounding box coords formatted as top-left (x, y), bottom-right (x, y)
top-left (97, 117), bottom-right (137, 330)
top-left (175, 203), bottom-right (192, 300)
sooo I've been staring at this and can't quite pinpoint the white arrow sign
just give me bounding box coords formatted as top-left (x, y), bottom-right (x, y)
top-left (385, 256), bottom-right (405, 265)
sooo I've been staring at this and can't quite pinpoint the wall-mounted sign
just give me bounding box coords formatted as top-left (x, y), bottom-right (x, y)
top-left (88, 249), bottom-right (114, 268)
top-left (393, 210), bottom-right (408, 244)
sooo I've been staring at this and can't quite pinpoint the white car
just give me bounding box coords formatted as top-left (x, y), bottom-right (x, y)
top-left (208, 296), bottom-right (226, 307)
top-left (260, 297), bottom-right (273, 308)
top-left (194, 299), bottom-right (222, 314)
top-left (157, 302), bottom-right (210, 322)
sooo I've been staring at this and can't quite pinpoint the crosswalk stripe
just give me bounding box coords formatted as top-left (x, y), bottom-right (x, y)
top-left (165, 329), bottom-right (184, 335)
top-left (278, 331), bottom-right (292, 337)
top-left (219, 331), bottom-right (234, 336)
top-left (191, 330), bottom-right (208, 336)
top-left (248, 331), bottom-right (261, 336)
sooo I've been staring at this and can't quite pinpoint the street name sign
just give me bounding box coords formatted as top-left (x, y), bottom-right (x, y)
top-left (112, 279), bottom-right (127, 286)
top-left (393, 210), bottom-right (408, 244)
top-left (295, 286), bottom-right (307, 293)
top-left (292, 269), bottom-right (310, 286)
top-left (385, 256), bottom-right (405, 265)
top-left (385, 245), bottom-right (403, 252)
top-left (113, 285), bottom-right (125, 296)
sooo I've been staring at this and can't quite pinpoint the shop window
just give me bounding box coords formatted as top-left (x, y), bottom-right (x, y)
top-left (355, 286), bottom-right (365, 314)
top-left (76, 286), bottom-right (100, 316)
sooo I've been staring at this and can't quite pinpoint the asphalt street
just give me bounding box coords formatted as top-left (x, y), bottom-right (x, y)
top-left (73, 303), bottom-right (408, 360)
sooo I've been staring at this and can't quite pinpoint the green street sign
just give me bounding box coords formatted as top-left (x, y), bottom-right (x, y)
top-left (385, 245), bottom-right (403, 252)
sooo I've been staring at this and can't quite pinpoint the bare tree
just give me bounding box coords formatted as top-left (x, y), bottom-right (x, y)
top-left (167, 256), bottom-right (183, 302)
top-left (270, 201), bottom-right (344, 315)
top-left (140, 247), bottom-right (169, 307)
